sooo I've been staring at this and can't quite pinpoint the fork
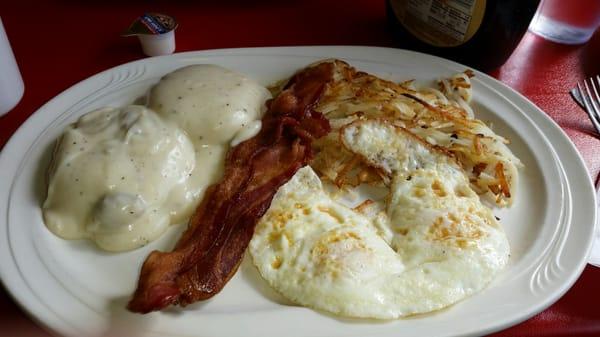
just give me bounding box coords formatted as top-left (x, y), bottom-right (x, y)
top-left (573, 77), bottom-right (600, 187)
top-left (573, 78), bottom-right (600, 267)
top-left (571, 76), bottom-right (600, 135)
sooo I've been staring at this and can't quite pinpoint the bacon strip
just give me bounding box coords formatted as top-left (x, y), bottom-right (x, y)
top-left (127, 63), bottom-right (334, 313)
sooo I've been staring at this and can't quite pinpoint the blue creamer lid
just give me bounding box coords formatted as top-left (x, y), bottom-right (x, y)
top-left (122, 13), bottom-right (178, 36)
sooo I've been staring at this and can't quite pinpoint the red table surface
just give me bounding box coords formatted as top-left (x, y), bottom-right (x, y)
top-left (1, 1), bottom-right (599, 336)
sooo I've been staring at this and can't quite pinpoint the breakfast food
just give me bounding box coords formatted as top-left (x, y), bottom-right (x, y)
top-left (249, 62), bottom-right (517, 318)
top-left (147, 64), bottom-right (271, 221)
top-left (148, 64), bottom-right (270, 151)
top-left (43, 106), bottom-right (195, 251)
top-left (127, 62), bottom-right (334, 313)
top-left (43, 65), bottom-right (270, 251)
top-left (250, 134), bottom-right (509, 317)
top-left (312, 60), bottom-right (521, 206)
top-left (43, 59), bottom-right (520, 318)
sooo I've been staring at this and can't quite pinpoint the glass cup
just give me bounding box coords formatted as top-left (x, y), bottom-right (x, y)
top-left (529, 0), bottom-right (600, 44)
top-left (0, 17), bottom-right (24, 116)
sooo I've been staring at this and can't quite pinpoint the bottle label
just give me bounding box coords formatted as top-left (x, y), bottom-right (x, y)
top-left (390, 0), bottom-right (486, 47)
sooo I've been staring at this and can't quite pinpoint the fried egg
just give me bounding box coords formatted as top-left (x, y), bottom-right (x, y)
top-left (249, 119), bottom-right (509, 319)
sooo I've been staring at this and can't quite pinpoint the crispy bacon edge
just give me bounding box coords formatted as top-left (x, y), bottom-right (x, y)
top-left (127, 62), bottom-right (335, 313)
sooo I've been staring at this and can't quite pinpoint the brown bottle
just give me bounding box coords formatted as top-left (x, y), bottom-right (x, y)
top-left (386, 0), bottom-right (540, 71)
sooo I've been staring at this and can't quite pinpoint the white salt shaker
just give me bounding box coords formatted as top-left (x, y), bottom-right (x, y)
top-left (0, 17), bottom-right (24, 116)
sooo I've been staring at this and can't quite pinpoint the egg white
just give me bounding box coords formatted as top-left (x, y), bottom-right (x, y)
top-left (249, 120), bottom-right (509, 319)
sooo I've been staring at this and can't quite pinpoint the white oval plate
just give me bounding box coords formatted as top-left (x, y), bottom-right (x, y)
top-left (0, 46), bottom-right (596, 337)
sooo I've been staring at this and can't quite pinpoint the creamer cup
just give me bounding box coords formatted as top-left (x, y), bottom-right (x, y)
top-left (123, 13), bottom-right (178, 57)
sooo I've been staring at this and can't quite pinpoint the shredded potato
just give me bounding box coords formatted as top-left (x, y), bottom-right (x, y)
top-left (310, 60), bottom-right (522, 206)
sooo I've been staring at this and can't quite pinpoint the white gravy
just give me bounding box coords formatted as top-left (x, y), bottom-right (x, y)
top-left (43, 65), bottom-right (271, 251)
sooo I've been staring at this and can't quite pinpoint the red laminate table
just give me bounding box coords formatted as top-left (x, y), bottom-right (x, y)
top-left (1, 1), bottom-right (599, 336)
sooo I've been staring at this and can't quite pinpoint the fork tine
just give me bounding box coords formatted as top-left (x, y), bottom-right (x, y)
top-left (570, 87), bottom-right (585, 109)
top-left (579, 82), bottom-right (600, 134)
top-left (585, 79), bottom-right (600, 128)
top-left (583, 80), bottom-right (600, 132)
top-left (589, 77), bottom-right (600, 115)
top-left (593, 76), bottom-right (600, 106)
